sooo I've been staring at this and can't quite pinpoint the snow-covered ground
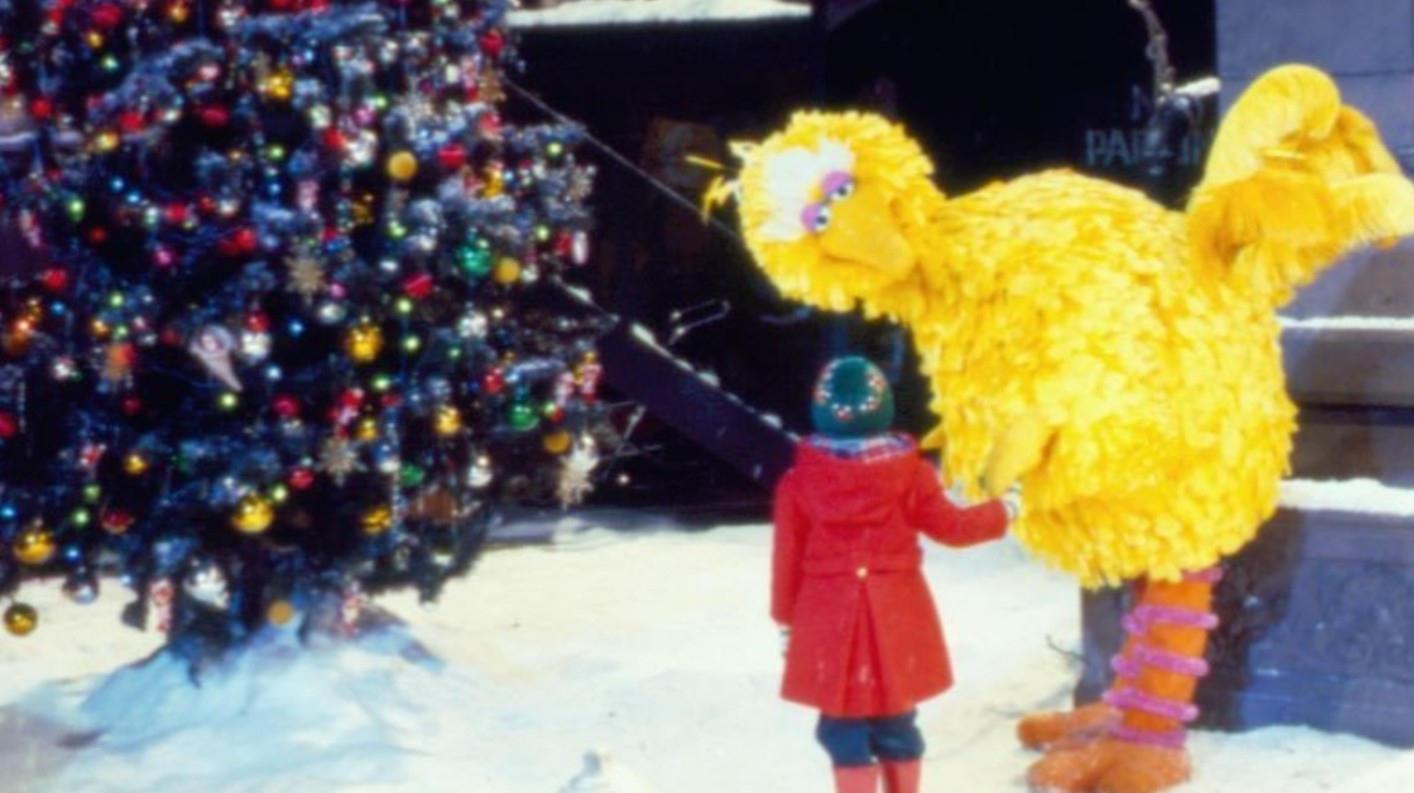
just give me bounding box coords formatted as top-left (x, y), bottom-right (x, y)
top-left (1, 522), bottom-right (1411, 792)
top-left (507, 0), bottom-right (810, 28)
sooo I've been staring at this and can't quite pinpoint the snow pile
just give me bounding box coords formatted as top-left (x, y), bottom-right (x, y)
top-left (1280, 477), bottom-right (1414, 517)
top-left (1279, 314), bottom-right (1414, 332)
top-left (2, 523), bottom-right (1413, 792)
top-left (507, 0), bottom-right (810, 28)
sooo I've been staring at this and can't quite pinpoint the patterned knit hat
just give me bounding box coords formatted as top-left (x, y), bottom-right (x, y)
top-left (811, 356), bottom-right (895, 438)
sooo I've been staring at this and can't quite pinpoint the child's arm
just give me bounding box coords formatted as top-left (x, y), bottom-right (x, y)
top-left (907, 460), bottom-right (1010, 547)
top-left (771, 472), bottom-right (808, 627)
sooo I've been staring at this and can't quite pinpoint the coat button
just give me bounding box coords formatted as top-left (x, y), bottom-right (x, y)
top-left (856, 566), bottom-right (868, 579)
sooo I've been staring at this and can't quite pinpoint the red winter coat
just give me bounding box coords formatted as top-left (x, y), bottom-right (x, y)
top-left (771, 437), bottom-right (1008, 718)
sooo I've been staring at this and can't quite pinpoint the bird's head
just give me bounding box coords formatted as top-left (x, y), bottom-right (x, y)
top-left (716, 111), bottom-right (941, 318)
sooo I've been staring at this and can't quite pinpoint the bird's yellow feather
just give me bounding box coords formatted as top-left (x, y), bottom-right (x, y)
top-left (730, 66), bottom-right (1413, 587)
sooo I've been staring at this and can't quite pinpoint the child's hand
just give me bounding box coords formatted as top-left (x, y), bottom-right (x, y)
top-left (1001, 483), bottom-right (1023, 522)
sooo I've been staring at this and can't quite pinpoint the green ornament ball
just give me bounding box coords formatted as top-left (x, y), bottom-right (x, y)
top-left (508, 402), bottom-right (539, 431)
top-left (400, 465), bottom-right (425, 488)
top-left (458, 245), bottom-right (492, 278)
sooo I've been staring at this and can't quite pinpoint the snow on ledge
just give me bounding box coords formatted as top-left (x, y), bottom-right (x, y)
top-left (1280, 478), bottom-right (1414, 518)
top-left (507, 0), bottom-right (811, 28)
top-left (1279, 315), bottom-right (1414, 332)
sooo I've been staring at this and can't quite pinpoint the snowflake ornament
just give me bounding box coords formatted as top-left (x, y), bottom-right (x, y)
top-left (556, 438), bottom-right (600, 507)
top-left (317, 437), bottom-right (362, 485)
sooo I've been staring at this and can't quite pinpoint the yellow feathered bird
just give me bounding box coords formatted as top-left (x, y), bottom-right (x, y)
top-left (723, 65), bottom-right (1414, 793)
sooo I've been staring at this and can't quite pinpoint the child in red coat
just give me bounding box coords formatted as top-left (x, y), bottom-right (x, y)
top-left (772, 357), bottom-right (1018, 793)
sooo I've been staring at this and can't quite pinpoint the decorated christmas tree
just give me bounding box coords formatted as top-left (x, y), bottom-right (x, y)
top-left (0, 0), bottom-right (607, 658)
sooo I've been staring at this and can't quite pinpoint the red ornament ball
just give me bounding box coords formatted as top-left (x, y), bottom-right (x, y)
top-left (118, 110), bottom-right (145, 134)
top-left (219, 227), bottom-right (258, 257)
top-left (288, 467), bottom-right (315, 490)
top-left (197, 105), bottom-right (230, 127)
top-left (482, 369), bottom-right (505, 395)
top-left (437, 144), bottom-right (467, 171)
top-left (402, 272), bottom-right (434, 300)
top-left (0, 411), bottom-right (18, 439)
top-left (163, 202), bottom-right (188, 225)
top-left (272, 394), bottom-right (300, 419)
top-left (480, 30), bottom-right (505, 58)
top-left (90, 2), bottom-right (124, 29)
top-left (101, 508), bottom-right (135, 535)
top-left (38, 267), bottom-right (70, 293)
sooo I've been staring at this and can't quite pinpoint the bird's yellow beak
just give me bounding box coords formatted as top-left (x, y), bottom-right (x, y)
top-left (818, 182), bottom-right (915, 278)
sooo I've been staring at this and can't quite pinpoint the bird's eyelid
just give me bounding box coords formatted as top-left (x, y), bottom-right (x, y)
top-left (800, 202), bottom-right (828, 233)
top-left (820, 170), bottom-right (854, 198)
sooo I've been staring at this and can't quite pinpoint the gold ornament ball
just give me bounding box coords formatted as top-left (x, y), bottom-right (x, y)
top-left (12, 522), bottom-right (56, 566)
top-left (95, 130), bottom-right (120, 153)
top-left (434, 405), bottom-right (463, 436)
top-left (355, 416), bottom-right (379, 442)
top-left (493, 257), bottom-right (521, 286)
top-left (361, 504), bottom-right (394, 537)
top-left (262, 70), bottom-right (294, 102)
top-left (387, 150), bottom-right (419, 182)
top-left (542, 430), bottom-right (572, 455)
top-left (231, 494), bottom-right (276, 535)
top-left (346, 322), bottom-right (384, 363)
top-left (4, 603), bottom-right (37, 637)
top-left (267, 599), bottom-right (297, 627)
top-left (124, 452), bottom-right (150, 476)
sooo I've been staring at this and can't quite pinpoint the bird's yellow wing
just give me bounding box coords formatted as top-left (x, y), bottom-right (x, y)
top-left (1188, 64), bottom-right (1414, 308)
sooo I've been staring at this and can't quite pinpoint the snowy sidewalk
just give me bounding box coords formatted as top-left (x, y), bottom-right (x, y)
top-left (0, 524), bottom-right (1410, 792)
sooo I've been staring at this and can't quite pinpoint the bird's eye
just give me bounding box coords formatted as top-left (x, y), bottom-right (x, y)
top-left (812, 205), bottom-right (832, 232)
top-left (831, 179), bottom-right (855, 201)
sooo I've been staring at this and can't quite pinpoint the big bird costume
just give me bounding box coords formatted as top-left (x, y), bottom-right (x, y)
top-left (719, 65), bottom-right (1414, 793)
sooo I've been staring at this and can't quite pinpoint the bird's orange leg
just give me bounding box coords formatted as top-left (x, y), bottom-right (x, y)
top-left (1026, 568), bottom-right (1219, 793)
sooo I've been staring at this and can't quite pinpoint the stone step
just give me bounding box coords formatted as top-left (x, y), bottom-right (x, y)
top-left (1283, 239), bottom-right (1414, 319)
top-left (1283, 322), bottom-right (1414, 407)
top-left (1292, 408), bottom-right (1414, 486)
top-left (596, 318), bottom-right (796, 487)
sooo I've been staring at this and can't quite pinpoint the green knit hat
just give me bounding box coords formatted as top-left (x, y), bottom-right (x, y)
top-left (811, 356), bottom-right (895, 438)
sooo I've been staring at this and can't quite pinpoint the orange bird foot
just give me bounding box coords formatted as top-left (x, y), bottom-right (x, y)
top-left (1026, 739), bottom-right (1191, 793)
top-left (1017, 703), bottom-right (1121, 752)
